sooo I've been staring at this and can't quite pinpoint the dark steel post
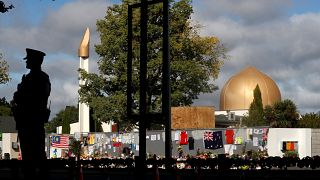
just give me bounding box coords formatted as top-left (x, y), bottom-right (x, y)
top-left (139, 0), bottom-right (148, 172)
top-left (128, 0), bottom-right (170, 174)
top-left (162, 0), bottom-right (172, 161)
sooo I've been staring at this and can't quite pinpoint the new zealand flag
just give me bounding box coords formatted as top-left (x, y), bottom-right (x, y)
top-left (203, 131), bottom-right (223, 149)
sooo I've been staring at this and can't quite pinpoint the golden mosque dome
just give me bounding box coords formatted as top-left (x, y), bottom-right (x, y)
top-left (220, 66), bottom-right (281, 111)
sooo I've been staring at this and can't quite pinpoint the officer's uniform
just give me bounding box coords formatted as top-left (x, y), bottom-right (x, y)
top-left (12, 48), bottom-right (51, 178)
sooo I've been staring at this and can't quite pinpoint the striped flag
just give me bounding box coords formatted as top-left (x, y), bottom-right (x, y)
top-left (52, 135), bottom-right (69, 148)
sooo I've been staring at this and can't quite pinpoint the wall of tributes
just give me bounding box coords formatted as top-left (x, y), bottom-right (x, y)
top-left (3, 127), bottom-right (319, 159)
top-left (45, 127), bottom-right (272, 159)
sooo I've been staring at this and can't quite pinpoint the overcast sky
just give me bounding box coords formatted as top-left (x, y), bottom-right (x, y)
top-left (1, 0), bottom-right (320, 120)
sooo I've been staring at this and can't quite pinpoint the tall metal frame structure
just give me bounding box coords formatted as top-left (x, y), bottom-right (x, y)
top-left (127, 0), bottom-right (171, 172)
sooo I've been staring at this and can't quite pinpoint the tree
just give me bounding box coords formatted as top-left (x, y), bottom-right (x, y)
top-left (267, 99), bottom-right (299, 128)
top-left (0, 1), bottom-right (14, 13)
top-left (79, 0), bottom-right (227, 130)
top-left (45, 109), bottom-right (64, 133)
top-left (0, 53), bottom-right (10, 84)
top-left (62, 106), bottom-right (78, 134)
top-left (45, 105), bottom-right (78, 133)
top-left (0, 97), bottom-right (12, 116)
top-left (242, 84), bottom-right (266, 127)
top-left (297, 112), bottom-right (320, 128)
top-left (1, 0), bottom-right (60, 14)
top-left (263, 105), bottom-right (275, 125)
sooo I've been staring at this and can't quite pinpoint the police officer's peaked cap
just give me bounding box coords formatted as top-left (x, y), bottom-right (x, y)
top-left (23, 48), bottom-right (46, 60)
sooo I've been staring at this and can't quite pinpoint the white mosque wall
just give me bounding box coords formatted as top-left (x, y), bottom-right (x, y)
top-left (267, 128), bottom-right (311, 158)
top-left (70, 122), bottom-right (80, 134)
top-left (56, 122), bottom-right (81, 134)
top-left (56, 121), bottom-right (112, 134)
top-left (56, 126), bottom-right (62, 134)
top-left (1, 133), bottom-right (19, 159)
top-left (215, 110), bottom-right (248, 116)
top-left (101, 122), bottom-right (112, 132)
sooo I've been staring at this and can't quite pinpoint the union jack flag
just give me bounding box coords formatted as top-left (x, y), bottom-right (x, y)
top-left (203, 131), bottom-right (213, 141)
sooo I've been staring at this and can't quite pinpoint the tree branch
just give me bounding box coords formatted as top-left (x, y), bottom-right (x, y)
top-left (0, 1), bottom-right (14, 13)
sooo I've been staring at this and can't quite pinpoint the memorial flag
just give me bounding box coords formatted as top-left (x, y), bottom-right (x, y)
top-left (180, 131), bottom-right (188, 145)
top-left (52, 135), bottom-right (69, 148)
top-left (88, 134), bottom-right (95, 144)
top-left (225, 129), bottom-right (234, 144)
top-left (203, 131), bottom-right (223, 149)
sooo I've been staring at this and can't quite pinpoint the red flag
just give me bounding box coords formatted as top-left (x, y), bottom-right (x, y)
top-left (180, 131), bottom-right (188, 145)
top-left (52, 135), bottom-right (69, 148)
top-left (225, 129), bottom-right (234, 144)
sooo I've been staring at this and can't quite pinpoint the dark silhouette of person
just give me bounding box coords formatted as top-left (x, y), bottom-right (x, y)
top-left (11, 48), bottom-right (51, 179)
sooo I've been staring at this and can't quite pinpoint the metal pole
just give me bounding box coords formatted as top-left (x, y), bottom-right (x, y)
top-left (162, 0), bottom-right (172, 160)
top-left (139, 0), bottom-right (148, 171)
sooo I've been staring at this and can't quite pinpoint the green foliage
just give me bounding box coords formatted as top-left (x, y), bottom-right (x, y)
top-left (62, 106), bottom-right (77, 134)
top-left (45, 109), bottom-right (64, 133)
top-left (251, 150), bottom-right (268, 159)
top-left (242, 85), bottom-right (266, 126)
top-left (0, 106), bottom-right (12, 116)
top-left (242, 86), bottom-right (299, 128)
top-left (266, 99), bottom-right (299, 128)
top-left (79, 0), bottom-right (227, 131)
top-left (0, 97), bottom-right (12, 116)
top-left (45, 105), bottom-right (78, 133)
top-left (0, 53), bottom-right (10, 84)
top-left (283, 150), bottom-right (298, 158)
top-left (263, 105), bottom-right (275, 125)
top-left (0, 97), bottom-right (9, 106)
top-left (69, 138), bottom-right (81, 156)
top-left (297, 112), bottom-right (320, 128)
top-left (93, 119), bottom-right (104, 132)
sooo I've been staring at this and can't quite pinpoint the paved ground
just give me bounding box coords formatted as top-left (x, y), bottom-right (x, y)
top-left (2, 167), bottom-right (320, 180)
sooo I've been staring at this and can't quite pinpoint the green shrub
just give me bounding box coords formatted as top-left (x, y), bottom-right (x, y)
top-left (283, 150), bottom-right (298, 158)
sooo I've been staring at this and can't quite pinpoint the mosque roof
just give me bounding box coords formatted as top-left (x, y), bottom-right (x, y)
top-left (220, 66), bottom-right (281, 110)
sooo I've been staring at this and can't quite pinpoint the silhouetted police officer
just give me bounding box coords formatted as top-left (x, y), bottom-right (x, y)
top-left (12, 48), bottom-right (51, 179)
